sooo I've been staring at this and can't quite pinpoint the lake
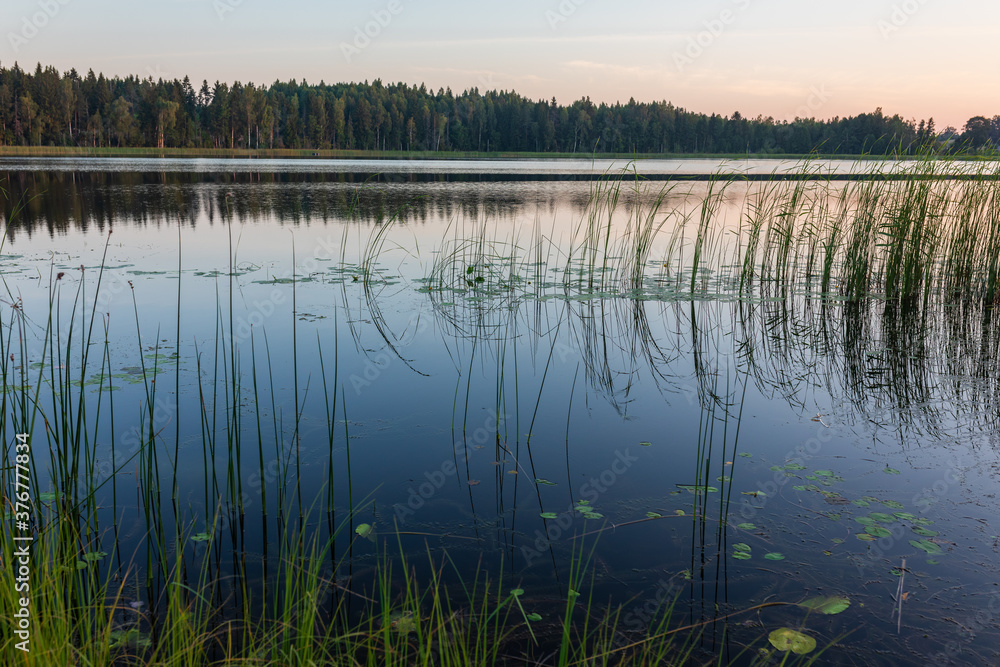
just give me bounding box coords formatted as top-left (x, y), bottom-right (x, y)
top-left (2, 157), bottom-right (1000, 665)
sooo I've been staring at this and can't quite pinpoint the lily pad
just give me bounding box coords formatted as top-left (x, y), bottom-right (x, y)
top-left (866, 526), bottom-right (892, 538)
top-left (910, 539), bottom-right (943, 554)
top-left (535, 479), bottom-right (557, 486)
top-left (893, 512), bottom-right (916, 521)
top-left (764, 552), bottom-right (785, 561)
top-left (869, 512), bottom-right (896, 524)
top-left (582, 512), bottom-right (604, 520)
top-left (639, 441), bottom-right (652, 447)
top-left (911, 527), bottom-right (938, 537)
top-left (882, 500), bottom-right (905, 510)
top-left (355, 523), bottom-right (374, 539)
top-left (768, 628), bottom-right (816, 655)
top-left (540, 512), bottom-right (559, 519)
top-left (814, 470), bottom-right (834, 477)
top-left (736, 523), bottom-right (756, 530)
top-left (856, 533), bottom-right (876, 541)
top-left (884, 467), bottom-right (901, 475)
top-left (852, 499), bottom-right (870, 507)
top-left (190, 532), bottom-right (211, 542)
top-left (387, 611), bottom-right (418, 633)
top-left (733, 543), bottom-right (752, 552)
top-left (854, 517), bottom-right (875, 526)
top-left (677, 485), bottom-right (719, 493)
top-left (797, 595), bottom-right (851, 615)
top-left (81, 551), bottom-right (107, 563)
top-left (732, 551), bottom-right (751, 560)
top-left (526, 612), bottom-right (542, 622)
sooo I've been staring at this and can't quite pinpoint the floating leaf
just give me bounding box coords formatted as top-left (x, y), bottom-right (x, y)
top-left (831, 538), bottom-right (844, 544)
top-left (869, 512), bottom-right (895, 524)
top-left (911, 527), bottom-right (938, 537)
top-left (893, 512), bottom-right (916, 521)
top-left (884, 467), bottom-right (901, 475)
top-left (909, 539), bottom-right (943, 554)
top-left (355, 524), bottom-right (374, 538)
top-left (540, 512), bottom-right (558, 519)
top-left (912, 517), bottom-right (934, 526)
top-left (732, 551), bottom-right (751, 560)
top-left (814, 470), bottom-right (834, 477)
top-left (736, 523), bottom-right (756, 530)
top-left (852, 499), bottom-right (870, 507)
top-left (882, 500), bottom-right (905, 510)
top-left (716, 475), bottom-right (731, 482)
top-left (738, 453), bottom-right (753, 458)
top-left (798, 595), bottom-right (851, 615)
top-left (764, 552), bottom-right (785, 561)
top-left (81, 551), bottom-right (107, 563)
top-left (535, 478), bottom-right (557, 486)
top-left (526, 612), bottom-right (542, 622)
top-left (792, 485), bottom-right (807, 491)
top-left (582, 512), bottom-right (604, 520)
top-left (854, 517), bottom-right (875, 526)
top-left (677, 485), bottom-right (719, 493)
top-left (769, 628), bottom-right (816, 655)
top-left (646, 511), bottom-right (662, 518)
top-left (387, 611), bottom-right (418, 633)
top-left (674, 509), bottom-right (686, 516)
top-left (866, 526), bottom-right (892, 538)
top-left (190, 532), bottom-right (211, 542)
top-left (785, 463), bottom-right (807, 471)
top-left (856, 533), bottom-right (876, 541)
top-left (639, 441), bottom-right (652, 447)
top-left (733, 543), bottom-right (752, 553)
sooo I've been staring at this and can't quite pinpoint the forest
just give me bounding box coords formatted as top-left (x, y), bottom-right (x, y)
top-left (1, 61), bottom-right (997, 155)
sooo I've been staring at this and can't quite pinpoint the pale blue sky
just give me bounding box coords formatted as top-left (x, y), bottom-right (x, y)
top-left (5, 0), bottom-right (997, 128)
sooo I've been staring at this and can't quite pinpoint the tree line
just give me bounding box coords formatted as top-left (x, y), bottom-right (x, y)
top-left (0, 61), bottom-right (994, 155)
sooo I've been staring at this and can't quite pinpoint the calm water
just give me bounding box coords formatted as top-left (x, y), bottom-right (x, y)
top-left (3, 158), bottom-right (1000, 664)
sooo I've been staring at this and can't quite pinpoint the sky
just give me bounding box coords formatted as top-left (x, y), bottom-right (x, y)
top-left (5, 0), bottom-right (999, 130)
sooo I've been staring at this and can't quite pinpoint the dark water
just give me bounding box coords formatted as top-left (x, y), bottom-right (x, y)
top-left (3, 158), bottom-right (1000, 665)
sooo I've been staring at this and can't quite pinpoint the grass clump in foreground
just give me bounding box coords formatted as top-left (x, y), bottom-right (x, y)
top-left (3, 511), bottom-right (840, 665)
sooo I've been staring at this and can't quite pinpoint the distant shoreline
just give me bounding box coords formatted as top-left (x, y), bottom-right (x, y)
top-left (0, 145), bottom-right (980, 162)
